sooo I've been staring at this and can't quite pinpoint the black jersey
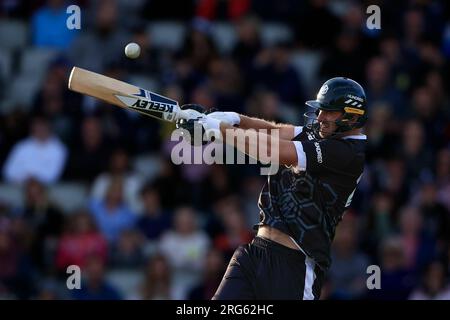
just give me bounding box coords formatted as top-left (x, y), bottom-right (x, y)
top-left (257, 126), bottom-right (367, 271)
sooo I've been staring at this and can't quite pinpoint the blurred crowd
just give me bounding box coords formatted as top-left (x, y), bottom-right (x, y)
top-left (0, 0), bottom-right (450, 300)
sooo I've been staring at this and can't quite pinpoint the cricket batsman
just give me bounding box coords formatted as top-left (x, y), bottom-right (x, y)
top-left (177, 77), bottom-right (368, 300)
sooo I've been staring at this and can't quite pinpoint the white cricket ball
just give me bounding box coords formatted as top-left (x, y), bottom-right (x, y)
top-left (125, 42), bottom-right (141, 59)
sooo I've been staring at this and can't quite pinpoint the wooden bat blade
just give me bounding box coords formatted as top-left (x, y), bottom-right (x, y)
top-left (68, 67), bottom-right (180, 122)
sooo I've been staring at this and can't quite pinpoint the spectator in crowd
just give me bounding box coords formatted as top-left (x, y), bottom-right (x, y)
top-left (89, 177), bottom-right (137, 245)
top-left (55, 210), bottom-right (108, 272)
top-left (64, 116), bottom-right (111, 182)
top-left (195, 0), bottom-right (250, 21)
top-left (231, 15), bottom-right (262, 81)
top-left (21, 178), bottom-right (64, 273)
top-left (328, 213), bottom-right (370, 300)
top-left (91, 148), bottom-right (144, 213)
top-left (34, 278), bottom-right (67, 300)
top-left (362, 192), bottom-right (396, 256)
top-left (2, 116), bottom-right (67, 184)
top-left (409, 260), bottom-right (450, 300)
top-left (414, 182), bottom-right (450, 249)
top-left (188, 248), bottom-right (226, 300)
top-left (208, 57), bottom-right (244, 111)
top-left (69, 0), bottom-right (129, 72)
top-left (138, 253), bottom-right (174, 300)
top-left (109, 229), bottom-right (145, 269)
top-left (246, 90), bottom-right (285, 122)
top-left (364, 56), bottom-right (406, 118)
top-left (401, 119), bottom-right (434, 186)
top-left (71, 255), bottom-right (122, 300)
top-left (367, 236), bottom-right (415, 300)
top-left (32, 63), bottom-right (78, 144)
top-left (364, 103), bottom-right (399, 162)
top-left (320, 29), bottom-right (366, 84)
top-left (397, 205), bottom-right (436, 272)
top-left (0, 216), bottom-right (35, 299)
top-left (0, 110), bottom-right (30, 168)
top-left (294, 0), bottom-right (341, 51)
top-left (136, 183), bottom-right (172, 242)
top-left (435, 149), bottom-right (450, 211)
top-left (31, 0), bottom-right (79, 50)
top-left (159, 206), bottom-right (210, 299)
top-left (251, 41), bottom-right (305, 106)
top-left (410, 86), bottom-right (447, 148)
top-left (213, 203), bottom-right (253, 260)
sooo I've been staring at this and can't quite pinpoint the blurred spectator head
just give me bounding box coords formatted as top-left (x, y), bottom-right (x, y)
top-left (140, 183), bottom-right (161, 215)
top-left (342, 3), bottom-right (364, 32)
top-left (183, 18), bottom-right (217, 70)
top-left (425, 70), bottom-right (445, 103)
top-left (402, 119), bottom-right (425, 156)
top-left (163, 84), bottom-right (184, 106)
top-left (47, 0), bottom-right (64, 9)
top-left (95, 0), bottom-right (119, 33)
top-left (247, 90), bottom-right (280, 120)
top-left (208, 165), bottom-right (230, 194)
top-left (84, 254), bottom-right (107, 287)
top-left (436, 149), bottom-right (450, 181)
top-left (40, 69), bottom-right (64, 108)
top-left (213, 194), bottom-right (241, 217)
top-left (204, 248), bottom-right (225, 279)
top-left (384, 157), bottom-right (406, 194)
top-left (419, 40), bottom-right (444, 67)
top-left (379, 35), bottom-right (401, 65)
top-left (366, 56), bottom-right (390, 91)
top-left (116, 229), bottom-right (141, 254)
top-left (24, 177), bottom-right (47, 207)
top-left (208, 58), bottom-right (242, 95)
top-left (142, 253), bottom-right (172, 299)
top-left (173, 206), bottom-right (198, 235)
top-left (69, 210), bottom-right (98, 235)
top-left (35, 279), bottom-right (61, 300)
top-left (367, 103), bottom-right (392, 135)
top-left (81, 117), bottom-right (103, 150)
top-left (333, 213), bottom-right (359, 257)
top-left (272, 41), bottom-right (293, 69)
top-left (399, 205), bottom-right (423, 236)
top-left (112, 229), bottom-right (143, 268)
top-left (418, 182), bottom-right (438, 206)
top-left (403, 8), bottom-right (424, 44)
top-left (420, 260), bottom-right (448, 296)
top-left (380, 236), bottom-right (406, 271)
top-left (372, 192), bottom-right (394, 213)
top-left (412, 86), bottom-right (437, 120)
top-left (335, 30), bottom-right (359, 55)
top-left (236, 15), bottom-right (261, 44)
top-left (190, 84), bottom-right (215, 109)
top-left (104, 177), bottom-right (124, 207)
top-left (109, 148), bottom-right (130, 174)
top-left (220, 205), bottom-right (246, 234)
top-left (31, 116), bottom-right (51, 142)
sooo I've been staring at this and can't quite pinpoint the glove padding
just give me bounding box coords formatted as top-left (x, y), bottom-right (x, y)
top-left (176, 104), bottom-right (218, 146)
top-left (207, 111), bottom-right (240, 126)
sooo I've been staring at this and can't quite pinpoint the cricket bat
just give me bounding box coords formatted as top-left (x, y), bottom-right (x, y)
top-left (68, 67), bottom-right (184, 122)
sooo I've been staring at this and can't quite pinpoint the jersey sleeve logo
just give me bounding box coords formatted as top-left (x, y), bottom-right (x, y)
top-left (314, 142), bottom-right (323, 163)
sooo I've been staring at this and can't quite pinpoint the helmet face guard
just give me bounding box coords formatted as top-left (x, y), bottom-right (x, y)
top-left (303, 77), bottom-right (368, 138)
top-left (303, 110), bottom-right (348, 139)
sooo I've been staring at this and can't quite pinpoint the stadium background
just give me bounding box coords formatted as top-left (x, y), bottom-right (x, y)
top-left (0, 0), bottom-right (449, 300)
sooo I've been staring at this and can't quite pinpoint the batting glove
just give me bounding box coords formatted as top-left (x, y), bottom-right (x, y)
top-left (207, 111), bottom-right (240, 126)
